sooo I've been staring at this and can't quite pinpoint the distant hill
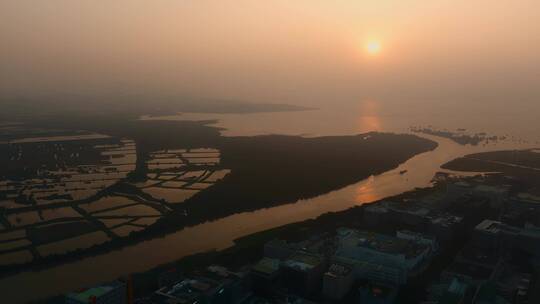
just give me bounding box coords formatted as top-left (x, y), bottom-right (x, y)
top-left (169, 99), bottom-right (311, 114)
top-left (0, 94), bottom-right (312, 121)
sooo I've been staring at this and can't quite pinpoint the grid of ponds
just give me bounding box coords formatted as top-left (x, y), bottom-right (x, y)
top-left (138, 148), bottom-right (230, 204)
top-left (0, 135), bottom-right (229, 266)
top-left (0, 135), bottom-right (151, 265)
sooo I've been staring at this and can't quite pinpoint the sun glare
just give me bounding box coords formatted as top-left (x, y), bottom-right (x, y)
top-left (366, 41), bottom-right (382, 55)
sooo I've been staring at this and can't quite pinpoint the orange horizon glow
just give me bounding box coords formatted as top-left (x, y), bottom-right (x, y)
top-left (1, 1), bottom-right (540, 105)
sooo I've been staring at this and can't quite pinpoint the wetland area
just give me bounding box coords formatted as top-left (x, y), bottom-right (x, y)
top-left (0, 105), bottom-right (538, 303)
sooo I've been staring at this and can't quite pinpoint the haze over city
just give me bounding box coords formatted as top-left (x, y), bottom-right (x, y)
top-left (1, 2), bottom-right (540, 304)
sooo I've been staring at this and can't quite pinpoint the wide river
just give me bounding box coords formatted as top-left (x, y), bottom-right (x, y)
top-left (1, 104), bottom-right (538, 303)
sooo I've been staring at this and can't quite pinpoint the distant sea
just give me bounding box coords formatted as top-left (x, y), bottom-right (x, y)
top-left (143, 100), bottom-right (540, 145)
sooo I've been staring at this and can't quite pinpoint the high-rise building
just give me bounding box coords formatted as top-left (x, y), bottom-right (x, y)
top-left (281, 252), bottom-right (327, 296)
top-left (322, 263), bottom-right (354, 300)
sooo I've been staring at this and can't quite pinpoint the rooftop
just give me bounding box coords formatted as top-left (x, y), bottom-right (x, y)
top-left (397, 230), bottom-right (436, 241)
top-left (475, 219), bottom-right (503, 234)
top-left (156, 277), bottom-right (220, 303)
top-left (325, 263), bottom-right (352, 278)
top-left (200, 265), bottom-right (243, 283)
top-left (265, 234), bottom-right (329, 255)
top-left (283, 252), bottom-right (323, 272)
top-left (388, 203), bottom-right (431, 216)
top-left (66, 281), bottom-right (124, 303)
top-left (252, 258), bottom-right (280, 276)
top-left (340, 230), bottom-right (428, 258)
top-left (475, 219), bottom-right (520, 235)
top-left (429, 213), bottom-right (463, 227)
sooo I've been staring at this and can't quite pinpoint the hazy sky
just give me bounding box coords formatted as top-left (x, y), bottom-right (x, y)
top-left (1, 0), bottom-right (539, 106)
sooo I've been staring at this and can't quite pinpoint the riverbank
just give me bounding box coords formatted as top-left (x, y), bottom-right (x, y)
top-left (442, 149), bottom-right (540, 186)
top-left (0, 114), bottom-right (436, 278)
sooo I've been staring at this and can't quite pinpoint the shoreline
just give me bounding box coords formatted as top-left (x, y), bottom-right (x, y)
top-left (0, 127), bottom-right (436, 278)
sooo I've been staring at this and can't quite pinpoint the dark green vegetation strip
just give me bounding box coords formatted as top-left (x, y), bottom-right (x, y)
top-left (442, 150), bottom-right (540, 186)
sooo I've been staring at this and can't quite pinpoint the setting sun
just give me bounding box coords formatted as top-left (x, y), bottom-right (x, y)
top-left (366, 41), bottom-right (382, 55)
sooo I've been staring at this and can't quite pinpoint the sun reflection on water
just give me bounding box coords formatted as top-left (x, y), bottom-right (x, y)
top-left (357, 100), bottom-right (382, 132)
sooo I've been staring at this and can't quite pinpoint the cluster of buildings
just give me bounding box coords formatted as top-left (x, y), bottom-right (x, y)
top-left (150, 265), bottom-right (250, 304)
top-left (422, 182), bottom-right (540, 304)
top-left (423, 218), bottom-right (540, 304)
top-left (363, 200), bottom-right (464, 243)
top-left (250, 227), bottom-right (438, 302)
top-left (63, 176), bottom-right (540, 303)
top-left (65, 281), bottom-right (128, 304)
top-left (65, 227), bottom-right (438, 304)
